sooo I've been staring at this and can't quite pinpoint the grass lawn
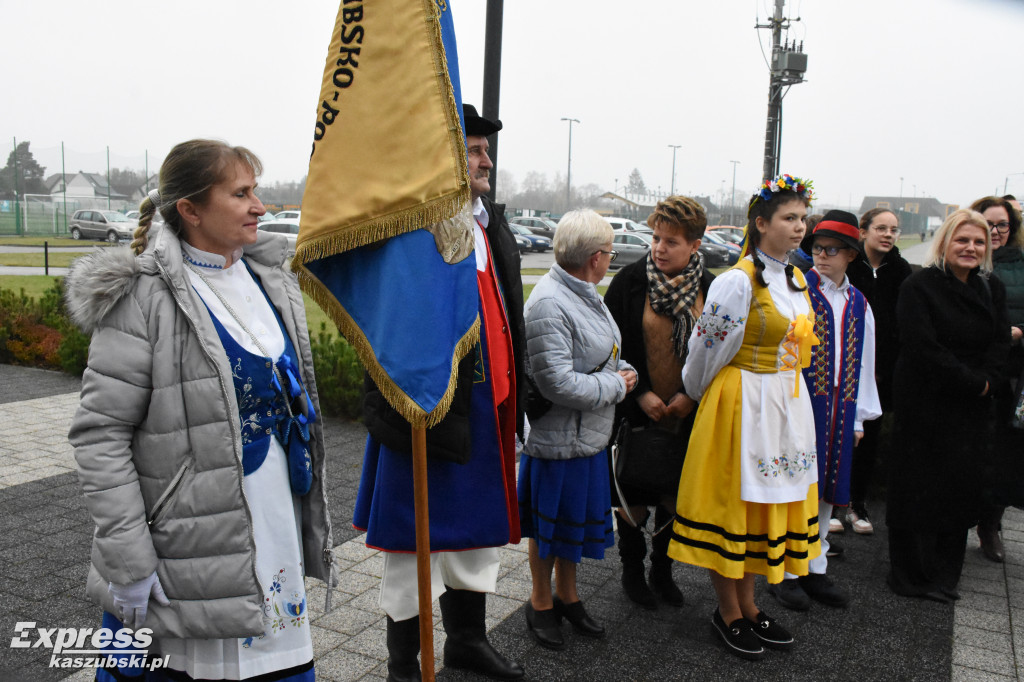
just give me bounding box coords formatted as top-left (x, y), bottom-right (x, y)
top-left (0, 237), bottom-right (106, 247)
top-left (896, 235), bottom-right (927, 251)
top-left (0, 274), bottom-right (339, 344)
top-left (0, 252), bottom-right (88, 268)
top-left (0, 275), bottom-right (62, 299)
top-left (303, 293), bottom-right (335, 337)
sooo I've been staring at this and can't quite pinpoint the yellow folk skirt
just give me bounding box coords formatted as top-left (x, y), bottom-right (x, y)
top-left (667, 365), bottom-right (821, 583)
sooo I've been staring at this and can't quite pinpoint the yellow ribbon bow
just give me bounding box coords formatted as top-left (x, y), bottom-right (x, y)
top-left (786, 313), bottom-right (819, 398)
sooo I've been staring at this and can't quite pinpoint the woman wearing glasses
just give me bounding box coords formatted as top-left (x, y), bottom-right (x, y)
top-left (968, 196), bottom-right (1024, 563)
top-left (518, 209), bottom-right (637, 650)
top-left (67, 140), bottom-right (330, 681)
top-left (603, 196), bottom-right (715, 610)
top-left (844, 209), bottom-right (913, 536)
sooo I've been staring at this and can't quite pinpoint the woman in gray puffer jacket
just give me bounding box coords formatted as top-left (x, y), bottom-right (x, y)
top-left (518, 209), bottom-right (637, 651)
top-left (66, 140), bottom-right (331, 681)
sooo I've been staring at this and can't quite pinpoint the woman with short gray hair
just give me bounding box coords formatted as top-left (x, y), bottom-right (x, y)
top-left (552, 209), bottom-right (616, 269)
top-left (518, 209), bottom-right (637, 651)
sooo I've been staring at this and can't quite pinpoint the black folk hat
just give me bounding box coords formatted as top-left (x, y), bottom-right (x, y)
top-left (800, 209), bottom-right (862, 254)
top-left (463, 104), bottom-right (502, 137)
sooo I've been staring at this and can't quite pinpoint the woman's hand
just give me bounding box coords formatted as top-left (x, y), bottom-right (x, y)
top-left (619, 369), bottom-right (638, 394)
top-left (637, 391), bottom-right (667, 421)
top-left (854, 430), bottom-right (864, 447)
top-left (108, 572), bottom-right (170, 629)
top-left (666, 392), bottom-right (696, 420)
top-left (1012, 326), bottom-right (1023, 343)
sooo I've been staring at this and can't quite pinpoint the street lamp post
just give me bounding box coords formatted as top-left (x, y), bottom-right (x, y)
top-left (561, 117), bottom-right (580, 209)
top-left (668, 144), bottom-right (681, 195)
top-left (1005, 172), bottom-right (1024, 195)
top-left (729, 160), bottom-right (740, 225)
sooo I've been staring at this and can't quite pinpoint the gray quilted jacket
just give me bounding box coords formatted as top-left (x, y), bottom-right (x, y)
top-left (524, 264), bottom-right (634, 460)
top-left (65, 226), bottom-right (332, 639)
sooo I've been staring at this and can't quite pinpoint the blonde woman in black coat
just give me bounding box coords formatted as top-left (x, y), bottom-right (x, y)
top-left (886, 209), bottom-right (1010, 602)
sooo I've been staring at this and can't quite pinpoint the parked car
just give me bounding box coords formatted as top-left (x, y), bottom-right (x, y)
top-left (125, 210), bottom-right (140, 220)
top-left (509, 224), bottom-right (552, 252)
top-left (702, 230), bottom-right (741, 264)
top-left (69, 210), bottom-right (136, 242)
top-left (276, 210), bottom-right (301, 221)
top-left (511, 216), bottom-right (558, 239)
top-left (258, 211), bottom-right (277, 223)
top-left (258, 220), bottom-right (300, 248)
top-left (698, 237), bottom-right (731, 267)
top-left (605, 216), bottom-right (652, 234)
top-left (513, 233), bottom-right (532, 252)
top-left (707, 225), bottom-right (745, 244)
top-left (610, 230), bottom-right (651, 269)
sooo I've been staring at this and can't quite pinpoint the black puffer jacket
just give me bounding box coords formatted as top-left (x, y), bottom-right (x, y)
top-left (362, 198), bottom-right (526, 463)
top-left (847, 246), bottom-right (912, 408)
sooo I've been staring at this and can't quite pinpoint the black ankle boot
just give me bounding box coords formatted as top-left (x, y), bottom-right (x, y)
top-left (386, 615), bottom-right (422, 682)
top-left (617, 511), bottom-right (656, 609)
top-left (649, 508), bottom-right (684, 607)
top-left (439, 588), bottom-right (524, 679)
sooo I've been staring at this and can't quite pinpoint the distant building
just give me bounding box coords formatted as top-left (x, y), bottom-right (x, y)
top-left (858, 196), bottom-right (957, 234)
top-left (44, 172), bottom-right (130, 201)
top-left (45, 172), bottom-right (159, 209)
top-left (857, 195), bottom-right (957, 219)
top-left (599, 191), bottom-right (724, 224)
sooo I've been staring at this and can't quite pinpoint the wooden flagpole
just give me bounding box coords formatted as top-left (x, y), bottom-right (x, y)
top-left (411, 424), bottom-right (434, 681)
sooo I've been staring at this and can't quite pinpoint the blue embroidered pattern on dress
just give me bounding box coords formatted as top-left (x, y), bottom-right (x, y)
top-left (182, 252), bottom-right (224, 269)
top-left (695, 303), bottom-right (745, 349)
top-left (756, 451), bottom-right (815, 478)
top-left (246, 567), bottom-right (308, 647)
top-left (756, 248), bottom-right (787, 267)
top-left (232, 356), bottom-right (265, 446)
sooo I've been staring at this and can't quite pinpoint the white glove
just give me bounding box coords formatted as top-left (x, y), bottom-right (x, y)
top-left (108, 572), bottom-right (170, 629)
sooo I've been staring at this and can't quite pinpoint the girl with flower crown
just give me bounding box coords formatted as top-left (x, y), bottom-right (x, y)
top-left (666, 175), bottom-right (822, 660)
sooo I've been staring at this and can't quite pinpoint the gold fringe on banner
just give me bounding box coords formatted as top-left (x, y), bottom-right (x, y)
top-left (295, 266), bottom-right (481, 429)
top-left (293, 187), bottom-right (469, 267)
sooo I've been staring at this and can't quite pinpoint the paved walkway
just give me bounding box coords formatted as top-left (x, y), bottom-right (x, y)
top-left (0, 363), bottom-right (1020, 681)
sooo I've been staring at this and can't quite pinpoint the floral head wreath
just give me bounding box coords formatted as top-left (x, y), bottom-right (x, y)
top-left (755, 174), bottom-right (814, 205)
top-left (741, 174), bottom-right (814, 258)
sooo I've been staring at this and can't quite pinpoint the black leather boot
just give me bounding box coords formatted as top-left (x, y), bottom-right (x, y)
top-left (978, 505), bottom-right (1006, 563)
top-left (648, 507), bottom-right (684, 607)
top-left (439, 588), bottom-right (524, 679)
top-left (617, 511), bottom-right (656, 609)
top-left (386, 615), bottom-right (422, 682)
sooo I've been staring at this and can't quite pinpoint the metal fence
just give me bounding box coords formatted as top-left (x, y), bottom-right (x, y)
top-left (0, 195), bottom-right (136, 236)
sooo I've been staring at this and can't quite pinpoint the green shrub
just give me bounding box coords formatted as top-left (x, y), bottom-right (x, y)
top-left (0, 280), bottom-right (89, 374)
top-left (309, 323), bottom-right (365, 420)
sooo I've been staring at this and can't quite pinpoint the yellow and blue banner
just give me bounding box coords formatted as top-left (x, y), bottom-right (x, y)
top-left (294, 0), bottom-right (478, 428)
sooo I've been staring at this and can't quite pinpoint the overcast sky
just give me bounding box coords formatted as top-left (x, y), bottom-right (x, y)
top-left (4, 0), bottom-right (1024, 211)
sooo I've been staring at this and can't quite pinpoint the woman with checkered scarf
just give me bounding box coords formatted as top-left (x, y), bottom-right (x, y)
top-left (604, 195), bottom-right (716, 612)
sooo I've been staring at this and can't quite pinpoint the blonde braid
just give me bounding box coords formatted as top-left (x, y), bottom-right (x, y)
top-left (131, 196), bottom-right (156, 255)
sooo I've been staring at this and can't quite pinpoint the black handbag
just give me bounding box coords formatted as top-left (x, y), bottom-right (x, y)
top-left (611, 418), bottom-right (686, 496)
top-left (524, 377), bottom-right (553, 421)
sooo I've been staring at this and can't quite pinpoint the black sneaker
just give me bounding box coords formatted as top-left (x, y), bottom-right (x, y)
top-left (767, 578), bottom-right (811, 611)
top-left (799, 572), bottom-right (850, 607)
top-left (751, 611), bottom-right (794, 650)
top-left (711, 609), bottom-right (764, 661)
top-left (826, 539), bottom-right (845, 558)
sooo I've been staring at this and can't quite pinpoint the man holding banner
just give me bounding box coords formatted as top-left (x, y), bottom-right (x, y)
top-left (354, 104), bottom-right (526, 681)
